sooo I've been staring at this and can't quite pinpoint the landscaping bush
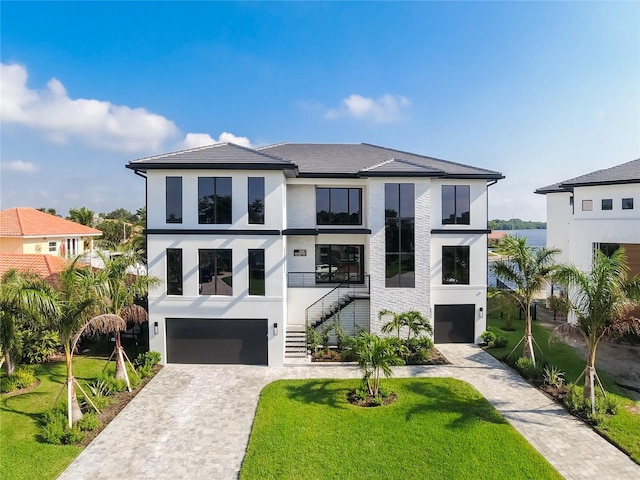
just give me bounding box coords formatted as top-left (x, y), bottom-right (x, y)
top-left (0, 366), bottom-right (36, 392)
top-left (404, 336), bottom-right (434, 363)
top-left (542, 365), bottom-right (565, 388)
top-left (515, 357), bottom-right (543, 380)
top-left (563, 385), bottom-right (620, 425)
top-left (134, 350), bottom-right (161, 368)
top-left (20, 327), bottom-right (60, 364)
top-left (481, 330), bottom-right (507, 349)
top-left (306, 327), bottom-right (321, 353)
top-left (0, 376), bottom-right (18, 393)
top-left (39, 409), bottom-right (86, 445)
top-left (76, 412), bottom-right (100, 432)
top-left (98, 374), bottom-right (128, 394)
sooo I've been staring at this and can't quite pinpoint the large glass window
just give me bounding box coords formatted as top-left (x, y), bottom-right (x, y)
top-left (198, 249), bottom-right (233, 295)
top-left (248, 177), bottom-right (265, 224)
top-left (166, 177), bottom-right (182, 223)
top-left (315, 245), bottom-right (364, 283)
top-left (385, 183), bottom-right (415, 287)
top-left (442, 185), bottom-right (470, 225)
top-left (248, 249), bottom-right (265, 295)
top-left (167, 248), bottom-right (183, 295)
top-left (442, 246), bottom-right (470, 285)
top-left (316, 188), bottom-right (362, 225)
top-left (198, 177), bottom-right (232, 224)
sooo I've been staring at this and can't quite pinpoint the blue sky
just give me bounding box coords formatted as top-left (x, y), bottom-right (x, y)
top-left (1, 1), bottom-right (638, 221)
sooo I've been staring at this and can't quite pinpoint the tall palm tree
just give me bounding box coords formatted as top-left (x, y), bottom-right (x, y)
top-left (554, 248), bottom-right (640, 410)
top-left (95, 249), bottom-right (159, 391)
top-left (492, 235), bottom-right (560, 365)
top-left (68, 206), bottom-right (95, 227)
top-left (51, 261), bottom-right (126, 426)
top-left (0, 270), bottom-right (58, 376)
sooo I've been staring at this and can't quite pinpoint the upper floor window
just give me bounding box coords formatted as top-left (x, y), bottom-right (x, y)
top-left (248, 177), bottom-right (265, 224)
top-left (601, 199), bottom-right (613, 211)
top-left (248, 249), bottom-right (265, 295)
top-left (622, 198), bottom-right (634, 210)
top-left (166, 177), bottom-right (182, 223)
top-left (48, 241), bottom-right (57, 252)
top-left (315, 245), bottom-right (364, 283)
top-left (385, 183), bottom-right (415, 288)
top-left (582, 200), bottom-right (593, 211)
top-left (198, 177), bottom-right (232, 224)
top-left (442, 246), bottom-right (470, 285)
top-left (198, 249), bottom-right (232, 295)
top-left (442, 185), bottom-right (470, 225)
top-left (167, 248), bottom-right (183, 295)
top-left (316, 188), bottom-right (362, 225)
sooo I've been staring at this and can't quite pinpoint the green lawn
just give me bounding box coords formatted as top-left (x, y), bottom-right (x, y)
top-left (240, 378), bottom-right (562, 480)
top-left (485, 313), bottom-right (640, 463)
top-left (0, 356), bottom-right (109, 480)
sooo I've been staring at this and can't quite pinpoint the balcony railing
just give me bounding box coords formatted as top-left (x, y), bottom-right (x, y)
top-left (287, 271), bottom-right (367, 288)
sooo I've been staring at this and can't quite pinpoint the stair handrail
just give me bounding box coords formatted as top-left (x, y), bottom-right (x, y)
top-left (305, 275), bottom-right (369, 328)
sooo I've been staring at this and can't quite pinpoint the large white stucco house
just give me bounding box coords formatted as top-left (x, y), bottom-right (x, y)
top-left (127, 142), bottom-right (503, 366)
top-left (536, 158), bottom-right (640, 289)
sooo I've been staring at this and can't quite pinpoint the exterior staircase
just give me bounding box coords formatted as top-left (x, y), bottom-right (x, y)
top-left (285, 325), bottom-right (307, 359)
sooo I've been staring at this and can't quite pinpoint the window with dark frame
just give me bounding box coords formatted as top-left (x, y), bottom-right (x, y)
top-left (198, 177), bottom-right (232, 224)
top-left (385, 183), bottom-right (415, 288)
top-left (622, 198), bottom-right (634, 210)
top-left (198, 249), bottom-right (232, 295)
top-left (315, 245), bottom-right (364, 283)
top-left (166, 248), bottom-right (183, 295)
top-left (442, 246), bottom-right (470, 285)
top-left (248, 249), bottom-right (265, 295)
top-left (166, 176), bottom-right (183, 223)
top-left (316, 187), bottom-right (362, 225)
top-left (248, 177), bottom-right (265, 224)
top-left (442, 185), bottom-right (470, 225)
top-left (601, 199), bottom-right (613, 211)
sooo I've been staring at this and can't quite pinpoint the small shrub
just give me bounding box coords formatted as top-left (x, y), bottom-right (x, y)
top-left (39, 408), bottom-right (86, 444)
top-left (0, 366), bottom-right (36, 392)
top-left (542, 365), bottom-right (565, 387)
top-left (306, 327), bottom-right (321, 353)
top-left (63, 426), bottom-right (85, 444)
top-left (481, 330), bottom-right (507, 349)
top-left (563, 385), bottom-right (619, 424)
top-left (515, 357), bottom-right (543, 380)
top-left (87, 378), bottom-right (112, 397)
top-left (481, 331), bottom-right (497, 344)
top-left (89, 395), bottom-right (111, 410)
top-left (354, 387), bottom-right (368, 401)
top-left (138, 364), bottom-right (152, 378)
top-left (134, 351), bottom-right (161, 368)
top-left (98, 374), bottom-right (127, 394)
top-left (372, 395), bottom-right (384, 406)
top-left (127, 365), bottom-right (141, 389)
top-left (21, 328), bottom-right (60, 364)
top-left (76, 412), bottom-right (100, 432)
top-left (0, 376), bottom-right (18, 393)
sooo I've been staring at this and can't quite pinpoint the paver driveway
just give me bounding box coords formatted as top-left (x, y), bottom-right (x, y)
top-left (58, 345), bottom-right (640, 480)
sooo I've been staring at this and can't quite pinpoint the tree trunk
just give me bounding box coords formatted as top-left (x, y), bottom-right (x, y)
top-left (4, 350), bottom-right (15, 377)
top-left (114, 332), bottom-right (126, 380)
top-left (522, 300), bottom-right (536, 365)
top-left (65, 347), bottom-right (83, 426)
top-left (584, 344), bottom-right (597, 415)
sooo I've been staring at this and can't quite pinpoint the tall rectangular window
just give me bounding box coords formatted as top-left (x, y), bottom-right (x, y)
top-left (622, 198), bottom-right (634, 210)
top-left (385, 183), bottom-right (415, 287)
top-left (166, 177), bottom-right (182, 223)
top-left (316, 187), bottom-right (362, 225)
top-left (248, 249), bottom-right (265, 295)
top-left (198, 177), bottom-right (232, 224)
top-left (166, 249), bottom-right (183, 295)
top-left (442, 185), bottom-right (470, 225)
top-left (199, 249), bottom-right (232, 295)
top-left (442, 246), bottom-right (470, 285)
top-left (601, 199), bottom-right (613, 211)
top-left (248, 177), bottom-right (265, 224)
top-left (315, 245), bottom-right (364, 283)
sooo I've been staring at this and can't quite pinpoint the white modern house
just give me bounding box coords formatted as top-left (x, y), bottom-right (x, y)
top-left (127, 143), bottom-right (503, 366)
top-left (536, 158), bottom-right (640, 286)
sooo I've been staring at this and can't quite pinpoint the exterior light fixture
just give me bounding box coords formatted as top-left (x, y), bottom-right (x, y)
top-left (273, 323), bottom-right (278, 336)
top-left (154, 322), bottom-right (159, 334)
top-left (479, 307), bottom-right (484, 318)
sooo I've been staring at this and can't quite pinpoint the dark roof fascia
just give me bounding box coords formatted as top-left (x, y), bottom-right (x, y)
top-left (359, 172), bottom-right (505, 180)
top-left (296, 172), bottom-right (360, 179)
top-left (127, 163), bottom-right (298, 172)
top-left (563, 178), bottom-right (640, 189)
top-left (431, 229), bottom-right (491, 235)
top-left (145, 229), bottom-right (281, 236)
top-left (282, 228), bottom-right (372, 235)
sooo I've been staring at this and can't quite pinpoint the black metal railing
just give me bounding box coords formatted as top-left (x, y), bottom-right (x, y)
top-left (288, 272), bottom-right (367, 288)
top-left (304, 275), bottom-right (370, 330)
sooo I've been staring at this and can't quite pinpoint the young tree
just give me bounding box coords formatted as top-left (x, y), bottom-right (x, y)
top-left (554, 248), bottom-right (640, 410)
top-left (353, 332), bottom-right (404, 397)
top-left (379, 310), bottom-right (432, 340)
top-left (0, 270), bottom-right (58, 376)
top-left (491, 235), bottom-right (560, 365)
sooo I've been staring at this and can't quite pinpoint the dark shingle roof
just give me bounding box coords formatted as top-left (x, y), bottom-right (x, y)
top-left (128, 142), bottom-right (503, 180)
top-left (535, 158), bottom-right (640, 194)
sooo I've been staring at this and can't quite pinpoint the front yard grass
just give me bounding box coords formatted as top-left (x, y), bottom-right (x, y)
top-left (485, 313), bottom-right (640, 463)
top-left (240, 378), bottom-right (562, 480)
top-left (0, 355), bottom-right (107, 480)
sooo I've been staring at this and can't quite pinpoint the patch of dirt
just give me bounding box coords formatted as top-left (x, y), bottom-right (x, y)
top-left (347, 391), bottom-right (397, 407)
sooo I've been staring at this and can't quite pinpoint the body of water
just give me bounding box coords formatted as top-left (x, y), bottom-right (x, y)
top-left (488, 229), bottom-right (547, 288)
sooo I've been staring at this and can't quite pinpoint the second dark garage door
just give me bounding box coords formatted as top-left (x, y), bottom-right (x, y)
top-left (434, 304), bottom-right (475, 343)
top-left (166, 318), bottom-right (268, 364)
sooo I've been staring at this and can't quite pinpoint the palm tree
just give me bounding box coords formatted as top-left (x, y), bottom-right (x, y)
top-left (379, 309), bottom-right (403, 339)
top-left (95, 249), bottom-right (159, 391)
top-left (0, 270), bottom-right (58, 376)
top-left (379, 310), bottom-right (432, 341)
top-left (68, 206), bottom-right (95, 227)
top-left (51, 261), bottom-right (126, 426)
top-left (554, 248), bottom-right (640, 410)
top-left (492, 235), bottom-right (560, 365)
top-left (353, 332), bottom-right (404, 396)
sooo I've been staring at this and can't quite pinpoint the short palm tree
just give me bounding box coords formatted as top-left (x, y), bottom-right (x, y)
top-left (0, 270), bottom-right (58, 376)
top-left (379, 310), bottom-right (432, 340)
top-left (492, 235), bottom-right (560, 365)
top-left (554, 248), bottom-right (640, 410)
top-left (353, 332), bottom-right (404, 396)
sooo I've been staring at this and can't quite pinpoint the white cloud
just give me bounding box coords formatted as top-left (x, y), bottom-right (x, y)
top-left (325, 94), bottom-right (410, 123)
top-left (1, 160), bottom-right (37, 173)
top-left (0, 63), bottom-right (179, 153)
top-left (180, 132), bottom-right (252, 149)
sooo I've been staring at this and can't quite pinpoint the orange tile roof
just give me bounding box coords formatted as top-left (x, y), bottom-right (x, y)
top-left (0, 208), bottom-right (102, 238)
top-left (0, 253), bottom-right (69, 285)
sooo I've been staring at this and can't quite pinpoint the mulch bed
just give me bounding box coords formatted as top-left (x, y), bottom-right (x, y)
top-left (347, 391), bottom-right (398, 407)
top-left (312, 347), bottom-right (450, 365)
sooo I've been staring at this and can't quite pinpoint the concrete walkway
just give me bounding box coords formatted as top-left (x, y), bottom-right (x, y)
top-left (58, 345), bottom-right (640, 480)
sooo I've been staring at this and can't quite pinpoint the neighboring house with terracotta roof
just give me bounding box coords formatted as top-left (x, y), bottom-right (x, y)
top-left (128, 142), bottom-right (503, 366)
top-left (0, 253), bottom-right (69, 286)
top-left (0, 207), bottom-right (102, 258)
top-left (535, 158), bottom-right (640, 278)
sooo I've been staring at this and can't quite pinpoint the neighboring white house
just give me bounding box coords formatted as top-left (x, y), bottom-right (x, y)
top-left (128, 142), bottom-right (503, 366)
top-left (536, 158), bottom-right (640, 292)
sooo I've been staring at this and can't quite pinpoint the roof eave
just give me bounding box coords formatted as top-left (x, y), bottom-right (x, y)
top-left (127, 162), bottom-right (298, 172)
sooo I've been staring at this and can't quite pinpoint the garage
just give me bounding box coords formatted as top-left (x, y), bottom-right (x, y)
top-left (434, 304), bottom-right (475, 343)
top-left (166, 318), bottom-right (268, 364)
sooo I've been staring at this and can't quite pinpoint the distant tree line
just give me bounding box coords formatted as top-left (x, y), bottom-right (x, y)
top-left (489, 218), bottom-right (546, 230)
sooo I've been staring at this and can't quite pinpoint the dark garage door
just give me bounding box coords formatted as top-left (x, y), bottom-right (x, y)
top-left (166, 318), bottom-right (268, 364)
top-left (434, 304), bottom-right (475, 343)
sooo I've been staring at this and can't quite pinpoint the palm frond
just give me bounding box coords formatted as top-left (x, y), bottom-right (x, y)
top-left (121, 304), bottom-right (148, 324)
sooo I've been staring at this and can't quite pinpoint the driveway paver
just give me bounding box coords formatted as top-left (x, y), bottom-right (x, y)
top-left (57, 345), bottom-right (640, 480)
